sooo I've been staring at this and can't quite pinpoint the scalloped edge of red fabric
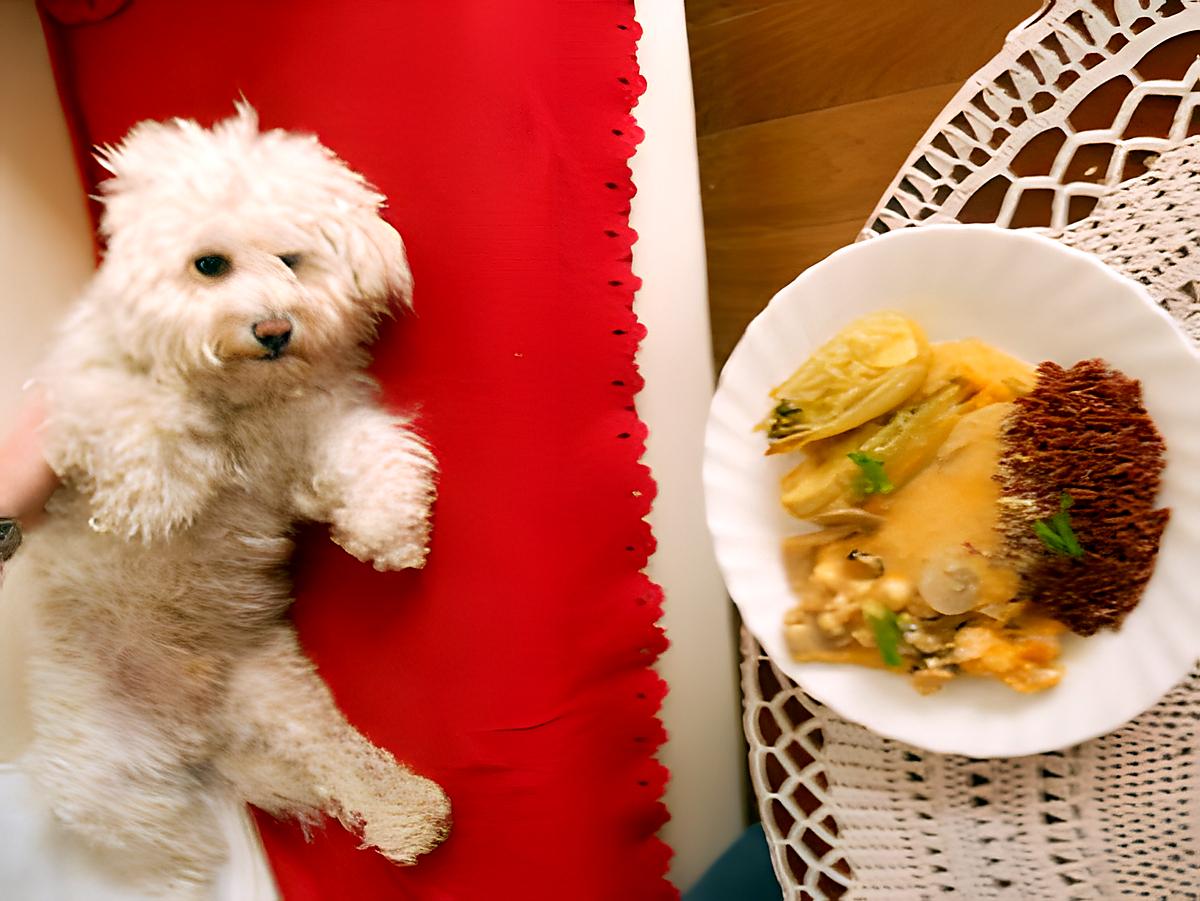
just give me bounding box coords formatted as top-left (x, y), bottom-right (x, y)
top-left (599, 5), bottom-right (678, 897)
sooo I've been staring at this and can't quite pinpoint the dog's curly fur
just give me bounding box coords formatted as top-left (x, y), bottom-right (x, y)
top-left (3, 104), bottom-right (450, 897)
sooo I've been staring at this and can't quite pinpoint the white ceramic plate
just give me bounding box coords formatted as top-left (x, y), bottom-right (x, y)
top-left (704, 224), bottom-right (1200, 757)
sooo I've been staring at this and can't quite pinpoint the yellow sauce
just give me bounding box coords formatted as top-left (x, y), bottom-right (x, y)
top-left (825, 403), bottom-right (1018, 606)
top-left (783, 402), bottom-right (1065, 694)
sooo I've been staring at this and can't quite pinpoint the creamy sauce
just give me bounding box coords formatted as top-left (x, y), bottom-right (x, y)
top-left (784, 402), bottom-right (1064, 694)
top-left (820, 403), bottom-right (1018, 607)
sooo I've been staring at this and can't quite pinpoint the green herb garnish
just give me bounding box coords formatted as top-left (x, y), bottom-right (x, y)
top-left (1033, 493), bottom-right (1084, 558)
top-left (864, 602), bottom-right (903, 667)
top-left (848, 451), bottom-right (894, 495)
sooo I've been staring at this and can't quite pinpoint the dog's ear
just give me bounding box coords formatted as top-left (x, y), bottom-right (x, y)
top-left (330, 210), bottom-right (414, 314)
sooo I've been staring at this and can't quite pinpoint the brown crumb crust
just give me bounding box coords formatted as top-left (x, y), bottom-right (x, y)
top-left (996, 359), bottom-right (1169, 636)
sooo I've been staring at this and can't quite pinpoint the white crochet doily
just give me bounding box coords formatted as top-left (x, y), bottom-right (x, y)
top-left (744, 2), bottom-right (1200, 897)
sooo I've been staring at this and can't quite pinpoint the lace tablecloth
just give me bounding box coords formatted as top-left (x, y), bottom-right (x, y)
top-left (744, 2), bottom-right (1200, 897)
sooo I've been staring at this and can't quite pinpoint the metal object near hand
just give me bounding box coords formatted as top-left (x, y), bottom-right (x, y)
top-left (0, 519), bottom-right (22, 562)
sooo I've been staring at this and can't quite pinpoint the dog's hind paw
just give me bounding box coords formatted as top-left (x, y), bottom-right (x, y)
top-left (357, 776), bottom-right (452, 864)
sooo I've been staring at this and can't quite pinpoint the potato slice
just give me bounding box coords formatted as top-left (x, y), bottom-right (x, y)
top-left (765, 311), bottom-right (930, 454)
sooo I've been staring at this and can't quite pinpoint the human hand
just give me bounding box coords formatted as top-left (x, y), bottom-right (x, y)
top-left (0, 388), bottom-right (60, 533)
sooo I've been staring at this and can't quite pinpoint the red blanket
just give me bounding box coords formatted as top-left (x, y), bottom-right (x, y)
top-left (38, 2), bottom-right (672, 898)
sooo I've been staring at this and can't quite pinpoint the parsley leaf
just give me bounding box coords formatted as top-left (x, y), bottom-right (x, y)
top-left (864, 602), bottom-right (903, 667)
top-left (848, 451), bottom-right (894, 495)
top-left (1033, 492), bottom-right (1084, 558)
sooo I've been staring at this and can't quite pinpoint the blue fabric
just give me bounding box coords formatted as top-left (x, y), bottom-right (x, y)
top-left (684, 824), bottom-right (782, 901)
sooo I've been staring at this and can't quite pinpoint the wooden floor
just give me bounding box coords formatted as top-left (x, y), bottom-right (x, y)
top-left (686, 0), bottom-right (1045, 366)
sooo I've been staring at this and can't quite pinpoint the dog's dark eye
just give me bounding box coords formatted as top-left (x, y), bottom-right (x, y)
top-left (194, 255), bottom-right (231, 278)
top-left (278, 253), bottom-right (302, 270)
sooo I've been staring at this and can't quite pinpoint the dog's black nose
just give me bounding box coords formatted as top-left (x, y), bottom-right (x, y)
top-left (252, 319), bottom-right (292, 357)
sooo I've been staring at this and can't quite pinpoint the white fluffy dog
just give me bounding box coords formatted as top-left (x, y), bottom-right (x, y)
top-left (3, 104), bottom-right (450, 896)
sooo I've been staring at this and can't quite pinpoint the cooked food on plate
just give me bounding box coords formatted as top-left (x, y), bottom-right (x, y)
top-left (769, 312), bottom-right (1169, 694)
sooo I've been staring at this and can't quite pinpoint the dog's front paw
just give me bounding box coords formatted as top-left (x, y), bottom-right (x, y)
top-left (312, 407), bottom-right (437, 570)
top-left (330, 502), bottom-right (432, 571)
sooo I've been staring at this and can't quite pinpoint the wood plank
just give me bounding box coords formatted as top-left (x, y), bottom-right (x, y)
top-left (698, 81), bottom-right (965, 365)
top-left (684, 0), bottom-right (791, 30)
top-left (688, 0), bottom-right (1043, 135)
top-left (706, 218), bottom-right (864, 365)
